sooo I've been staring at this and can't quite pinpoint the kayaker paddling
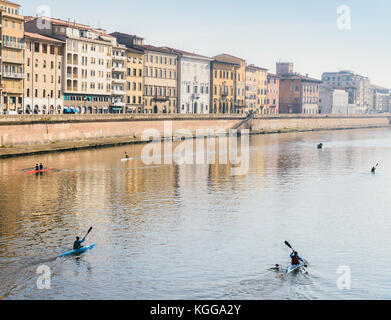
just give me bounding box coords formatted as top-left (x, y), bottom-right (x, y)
top-left (125, 152), bottom-right (129, 159)
top-left (371, 163), bottom-right (379, 174)
top-left (290, 251), bottom-right (303, 266)
top-left (73, 236), bottom-right (85, 250)
top-left (73, 227), bottom-right (93, 250)
top-left (317, 143), bottom-right (323, 149)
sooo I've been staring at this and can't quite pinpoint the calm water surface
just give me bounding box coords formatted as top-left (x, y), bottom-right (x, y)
top-left (1, 128), bottom-right (391, 300)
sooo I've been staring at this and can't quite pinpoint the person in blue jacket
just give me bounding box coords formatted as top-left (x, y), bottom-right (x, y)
top-left (73, 236), bottom-right (86, 250)
top-left (290, 251), bottom-right (304, 265)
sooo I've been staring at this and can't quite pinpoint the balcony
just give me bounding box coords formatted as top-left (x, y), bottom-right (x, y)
top-left (112, 77), bottom-right (126, 84)
top-left (3, 41), bottom-right (26, 50)
top-left (111, 89), bottom-right (126, 95)
top-left (153, 95), bottom-right (170, 102)
top-left (112, 55), bottom-right (126, 62)
top-left (112, 66), bottom-right (126, 73)
top-left (111, 100), bottom-right (126, 107)
top-left (2, 72), bottom-right (25, 79)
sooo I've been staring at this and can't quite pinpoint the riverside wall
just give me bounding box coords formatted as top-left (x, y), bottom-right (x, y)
top-left (0, 114), bottom-right (389, 157)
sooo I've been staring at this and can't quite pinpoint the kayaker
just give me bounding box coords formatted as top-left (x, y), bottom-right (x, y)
top-left (125, 152), bottom-right (129, 159)
top-left (35, 164), bottom-right (40, 171)
top-left (290, 251), bottom-right (303, 266)
top-left (39, 163), bottom-right (44, 170)
top-left (73, 236), bottom-right (86, 250)
top-left (317, 143), bottom-right (323, 149)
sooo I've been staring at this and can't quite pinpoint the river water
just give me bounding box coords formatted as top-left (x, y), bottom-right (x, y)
top-left (1, 128), bottom-right (391, 300)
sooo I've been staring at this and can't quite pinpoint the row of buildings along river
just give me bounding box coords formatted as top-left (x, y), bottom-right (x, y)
top-left (0, 1), bottom-right (390, 116)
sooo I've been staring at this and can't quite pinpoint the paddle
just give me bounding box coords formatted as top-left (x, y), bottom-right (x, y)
top-left (83, 227), bottom-right (93, 240)
top-left (285, 241), bottom-right (309, 266)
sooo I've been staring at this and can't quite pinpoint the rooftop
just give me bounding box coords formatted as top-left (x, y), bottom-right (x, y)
top-left (24, 32), bottom-right (65, 43)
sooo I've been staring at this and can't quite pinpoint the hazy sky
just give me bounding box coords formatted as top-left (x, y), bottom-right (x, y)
top-left (18, 0), bottom-right (391, 87)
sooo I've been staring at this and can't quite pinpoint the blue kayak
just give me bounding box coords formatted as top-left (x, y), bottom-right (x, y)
top-left (59, 244), bottom-right (97, 258)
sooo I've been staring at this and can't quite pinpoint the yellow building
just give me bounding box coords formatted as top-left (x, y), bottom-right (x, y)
top-left (214, 54), bottom-right (246, 113)
top-left (126, 47), bottom-right (145, 113)
top-left (0, 0), bottom-right (25, 114)
top-left (210, 59), bottom-right (238, 114)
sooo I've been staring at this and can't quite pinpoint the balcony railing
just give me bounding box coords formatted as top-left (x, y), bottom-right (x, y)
top-left (112, 66), bottom-right (126, 72)
top-left (3, 41), bottom-right (26, 49)
top-left (2, 72), bottom-right (25, 79)
top-left (112, 77), bottom-right (126, 83)
top-left (111, 89), bottom-right (126, 95)
top-left (111, 101), bottom-right (126, 107)
top-left (153, 95), bottom-right (170, 102)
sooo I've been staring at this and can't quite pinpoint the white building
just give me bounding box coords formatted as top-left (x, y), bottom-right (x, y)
top-left (319, 83), bottom-right (356, 114)
top-left (175, 49), bottom-right (212, 114)
top-left (109, 39), bottom-right (127, 113)
top-left (322, 70), bottom-right (371, 113)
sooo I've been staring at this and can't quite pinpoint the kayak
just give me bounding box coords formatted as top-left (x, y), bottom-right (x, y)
top-left (26, 168), bottom-right (53, 174)
top-left (58, 244), bottom-right (97, 258)
top-left (121, 158), bottom-right (134, 162)
top-left (286, 263), bottom-right (302, 274)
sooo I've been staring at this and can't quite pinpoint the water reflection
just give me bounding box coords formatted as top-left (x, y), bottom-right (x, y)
top-left (1, 128), bottom-right (391, 299)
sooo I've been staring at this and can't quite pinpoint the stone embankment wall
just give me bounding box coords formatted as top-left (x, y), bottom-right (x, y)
top-left (0, 114), bottom-right (389, 147)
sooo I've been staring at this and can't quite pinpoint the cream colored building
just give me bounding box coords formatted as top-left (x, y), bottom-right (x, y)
top-left (24, 32), bottom-right (64, 114)
top-left (26, 17), bottom-right (113, 114)
top-left (0, 0), bottom-right (25, 114)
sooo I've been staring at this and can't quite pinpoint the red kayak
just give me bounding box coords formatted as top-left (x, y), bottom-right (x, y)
top-left (26, 168), bottom-right (53, 174)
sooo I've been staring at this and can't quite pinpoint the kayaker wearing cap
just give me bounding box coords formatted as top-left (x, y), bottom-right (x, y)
top-left (290, 251), bottom-right (303, 266)
top-left (35, 164), bottom-right (40, 171)
top-left (39, 163), bottom-right (44, 170)
top-left (73, 236), bottom-right (86, 250)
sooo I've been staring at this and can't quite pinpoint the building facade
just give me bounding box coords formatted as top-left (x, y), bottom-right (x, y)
top-left (110, 32), bottom-right (145, 114)
top-left (24, 32), bottom-right (64, 114)
top-left (256, 67), bottom-right (268, 113)
top-left (370, 85), bottom-right (390, 113)
top-left (267, 73), bottom-right (279, 114)
top-left (277, 63), bottom-right (321, 114)
top-left (26, 17), bottom-right (114, 114)
top-left (210, 59), bottom-right (238, 114)
top-left (214, 54), bottom-right (246, 113)
top-left (322, 70), bottom-right (372, 113)
top-left (110, 40), bottom-right (126, 113)
top-left (176, 49), bottom-right (211, 114)
top-left (0, 1), bottom-right (25, 114)
top-left (143, 45), bottom-right (178, 114)
top-left (245, 65), bottom-right (258, 113)
top-left (319, 83), bottom-right (353, 114)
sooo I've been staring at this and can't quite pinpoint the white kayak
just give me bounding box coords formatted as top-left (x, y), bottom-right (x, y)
top-left (121, 158), bottom-right (133, 162)
top-left (286, 263), bottom-right (303, 274)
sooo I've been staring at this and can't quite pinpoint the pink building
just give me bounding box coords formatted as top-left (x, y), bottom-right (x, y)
top-left (267, 73), bottom-right (280, 114)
